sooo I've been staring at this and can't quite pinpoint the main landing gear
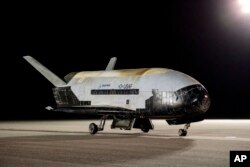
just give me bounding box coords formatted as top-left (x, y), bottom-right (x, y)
top-left (141, 128), bottom-right (149, 133)
top-left (178, 123), bottom-right (190, 136)
top-left (89, 115), bottom-right (108, 135)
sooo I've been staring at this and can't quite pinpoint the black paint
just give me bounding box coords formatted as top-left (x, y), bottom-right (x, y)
top-left (91, 89), bottom-right (139, 95)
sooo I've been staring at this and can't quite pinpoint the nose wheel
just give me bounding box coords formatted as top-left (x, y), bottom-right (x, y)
top-left (178, 123), bottom-right (190, 136)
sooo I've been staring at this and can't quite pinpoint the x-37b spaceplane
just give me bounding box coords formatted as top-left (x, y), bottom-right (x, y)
top-left (24, 56), bottom-right (210, 136)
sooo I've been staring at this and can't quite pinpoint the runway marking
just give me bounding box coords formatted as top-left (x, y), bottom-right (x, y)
top-left (0, 129), bottom-right (142, 138)
top-left (225, 136), bottom-right (236, 139)
top-left (141, 135), bottom-right (250, 142)
top-left (187, 136), bottom-right (250, 142)
top-left (0, 128), bottom-right (85, 134)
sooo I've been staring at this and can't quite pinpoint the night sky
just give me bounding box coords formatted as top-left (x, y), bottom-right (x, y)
top-left (2, 1), bottom-right (250, 119)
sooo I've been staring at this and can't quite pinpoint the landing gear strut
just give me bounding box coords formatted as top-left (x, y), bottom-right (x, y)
top-left (178, 123), bottom-right (190, 136)
top-left (89, 115), bottom-right (108, 135)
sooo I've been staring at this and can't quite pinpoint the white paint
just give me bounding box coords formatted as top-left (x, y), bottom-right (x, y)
top-left (68, 69), bottom-right (201, 110)
top-left (225, 136), bottom-right (236, 139)
top-left (23, 56), bottom-right (66, 87)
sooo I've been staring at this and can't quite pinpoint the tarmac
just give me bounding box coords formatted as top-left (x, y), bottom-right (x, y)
top-left (0, 119), bottom-right (249, 167)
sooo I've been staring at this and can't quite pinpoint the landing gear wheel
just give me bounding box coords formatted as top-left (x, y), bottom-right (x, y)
top-left (89, 123), bottom-right (98, 135)
top-left (178, 129), bottom-right (187, 136)
top-left (141, 128), bottom-right (149, 133)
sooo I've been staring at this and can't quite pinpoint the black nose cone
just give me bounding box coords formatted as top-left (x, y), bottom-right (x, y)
top-left (176, 84), bottom-right (210, 114)
top-left (190, 92), bottom-right (210, 113)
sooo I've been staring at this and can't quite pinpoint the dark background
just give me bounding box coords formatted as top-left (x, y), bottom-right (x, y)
top-left (1, 1), bottom-right (250, 119)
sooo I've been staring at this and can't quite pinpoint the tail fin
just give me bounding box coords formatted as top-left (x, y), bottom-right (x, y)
top-left (23, 56), bottom-right (66, 87)
top-left (105, 57), bottom-right (117, 71)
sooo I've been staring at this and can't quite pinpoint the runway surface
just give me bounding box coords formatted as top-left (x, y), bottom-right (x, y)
top-left (0, 120), bottom-right (249, 167)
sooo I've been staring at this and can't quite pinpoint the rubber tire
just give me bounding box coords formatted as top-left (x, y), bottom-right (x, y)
top-left (141, 128), bottom-right (150, 133)
top-left (89, 123), bottom-right (98, 135)
top-left (178, 129), bottom-right (187, 136)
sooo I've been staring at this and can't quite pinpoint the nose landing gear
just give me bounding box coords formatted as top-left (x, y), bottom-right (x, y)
top-left (178, 123), bottom-right (190, 136)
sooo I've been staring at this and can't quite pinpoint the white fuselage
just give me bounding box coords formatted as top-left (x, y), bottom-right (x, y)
top-left (63, 68), bottom-right (201, 110)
